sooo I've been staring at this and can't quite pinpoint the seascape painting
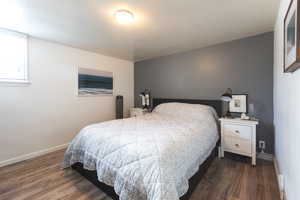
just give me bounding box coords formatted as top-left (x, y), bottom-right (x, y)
top-left (78, 68), bottom-right (113, 96)
top-left (287, 12), bottom-right (296, 56)
top-left (284, 0), bottom-right (300, 72)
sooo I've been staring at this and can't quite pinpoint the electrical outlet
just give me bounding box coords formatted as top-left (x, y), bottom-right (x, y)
top-left (259, 140), bottom-right (266, 149)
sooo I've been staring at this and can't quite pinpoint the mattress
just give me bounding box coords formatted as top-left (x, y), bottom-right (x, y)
top-left (62, 103), bottom-right (219, 200)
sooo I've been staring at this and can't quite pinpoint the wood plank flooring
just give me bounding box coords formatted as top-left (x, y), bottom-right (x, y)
top-left (0, 149), bottom-right (280, 200)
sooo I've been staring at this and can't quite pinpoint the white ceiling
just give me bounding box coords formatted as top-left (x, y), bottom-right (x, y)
top-left (0, 0), bottom-right (280, 61)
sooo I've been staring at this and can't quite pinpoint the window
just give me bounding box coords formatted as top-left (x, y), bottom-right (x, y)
top-left (0, 28), bottom-right (28, 83)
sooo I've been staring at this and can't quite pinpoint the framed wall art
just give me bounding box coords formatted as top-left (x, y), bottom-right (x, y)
top-left (284, 0), bottom-right (300, 72)
top-left (229, 94), bottom-right (248, 114)
top-left (78, 67), bottom-right (113, 96)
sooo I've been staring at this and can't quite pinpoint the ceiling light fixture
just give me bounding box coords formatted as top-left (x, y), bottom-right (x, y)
top-left (115, 9), bottom-right (134, 24)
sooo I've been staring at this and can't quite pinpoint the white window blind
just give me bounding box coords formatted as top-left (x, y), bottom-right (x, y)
top-left (0, 28), bottom-right (28, 83)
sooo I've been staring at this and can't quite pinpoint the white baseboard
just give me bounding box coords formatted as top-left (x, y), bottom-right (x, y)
top-left (273, 157), bottom-right (285, 200)
top-left (257, 152), bottom-right (273, 161)
top-left (283, 192), bottom-right (287, 200)
top-left (0, 143), bottom-right (69, 168)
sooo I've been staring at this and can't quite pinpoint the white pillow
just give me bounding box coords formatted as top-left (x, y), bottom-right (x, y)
top-left (153, 102), bottom-right (218, 120)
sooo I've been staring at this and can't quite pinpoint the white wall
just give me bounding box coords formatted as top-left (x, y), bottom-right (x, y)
top-left (0, 38), bottom-right (134, 164)
top-left (274, 0), bottom-right (300, 199)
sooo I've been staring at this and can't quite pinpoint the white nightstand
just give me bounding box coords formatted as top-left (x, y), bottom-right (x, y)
top-left (130, 108), bottom-right (148, 117)
top-left (219, 118), bottom-right (259, 166)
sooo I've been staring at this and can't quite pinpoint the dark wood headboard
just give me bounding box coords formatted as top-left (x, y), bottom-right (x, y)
top-left (152, 98), bottom-right (223, 117)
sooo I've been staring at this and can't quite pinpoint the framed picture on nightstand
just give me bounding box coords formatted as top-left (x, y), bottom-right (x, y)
top-left (229, 94), bottom-right (248, 114)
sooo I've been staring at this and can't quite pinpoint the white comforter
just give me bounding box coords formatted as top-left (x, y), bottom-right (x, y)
top-left (62, 103), bottom-right (219, 200)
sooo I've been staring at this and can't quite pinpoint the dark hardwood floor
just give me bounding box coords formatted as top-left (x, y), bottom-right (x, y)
top-left (0, 149), bottom-right (280, 200)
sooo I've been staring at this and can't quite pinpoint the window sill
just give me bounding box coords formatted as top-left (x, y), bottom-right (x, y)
top-left (0, 80), bottom-right (31, 87)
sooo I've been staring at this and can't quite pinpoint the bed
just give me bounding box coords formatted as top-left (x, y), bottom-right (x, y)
top-left (62, 98), bottom-right (222, 200)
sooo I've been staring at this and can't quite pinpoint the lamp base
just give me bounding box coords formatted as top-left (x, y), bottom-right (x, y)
top-left (223, 111), bottom-right (233, 119)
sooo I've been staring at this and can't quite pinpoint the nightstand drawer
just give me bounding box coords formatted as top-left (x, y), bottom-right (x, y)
top-left (224, 137), bottom-right (252, 154)
top-left (223, 124), bottom-right (252, 140)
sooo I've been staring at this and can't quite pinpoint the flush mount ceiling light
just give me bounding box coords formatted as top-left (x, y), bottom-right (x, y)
top-left (115, 9), bottom-right (134, 24)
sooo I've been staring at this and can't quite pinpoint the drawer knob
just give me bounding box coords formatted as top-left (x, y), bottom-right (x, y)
top-left (235, 144), bottom-right (240, 148)
top-left (235, 130), bottom-right (240, 134)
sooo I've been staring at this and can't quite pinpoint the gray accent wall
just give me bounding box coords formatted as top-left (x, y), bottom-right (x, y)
top-left (135, 32), bottom-right (274, 153)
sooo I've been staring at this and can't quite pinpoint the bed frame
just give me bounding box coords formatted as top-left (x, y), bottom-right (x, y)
top-left (72, 98), bottom-right (222, 200)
